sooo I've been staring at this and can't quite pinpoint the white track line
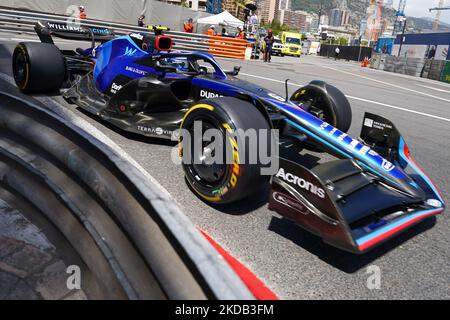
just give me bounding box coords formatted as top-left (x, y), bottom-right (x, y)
top-left (319, 64), bottom-right (450, 104)
top-left (417, 84), bottom-right (450, 94)
top-left (240, 72), bottom-right (450, 123)
top-left (346, 95), bottom-right (450, 123)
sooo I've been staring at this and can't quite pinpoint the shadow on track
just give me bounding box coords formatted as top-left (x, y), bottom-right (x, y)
top-left (268, 215), bottom-right (436, 273)
top-left (185, 177), bottom-right (271, 216)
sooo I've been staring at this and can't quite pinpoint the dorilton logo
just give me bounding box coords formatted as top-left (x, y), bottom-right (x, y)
top-left (200, 90), bottom-right (222, 99)
top-left (47, 23), bottom-right (83, 33)
top-left (276, 168), bottom-right (325, 199)
top-left (110, 83), bottom-right (123, 94)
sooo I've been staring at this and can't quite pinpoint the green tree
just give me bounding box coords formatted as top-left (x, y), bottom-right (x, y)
top-left (333, 37), bottom-right (348, 45)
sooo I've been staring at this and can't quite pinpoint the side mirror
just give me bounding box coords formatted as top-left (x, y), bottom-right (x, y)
top-left (225, 66), bottom-right (241, 76)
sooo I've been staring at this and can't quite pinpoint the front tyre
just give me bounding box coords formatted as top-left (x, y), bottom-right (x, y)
top-left (180, 97), bottom-right (273, 204)
top-left (290, 80), bottom-right (352, 133)
top-left (12, 42), bottom-right (66, 94)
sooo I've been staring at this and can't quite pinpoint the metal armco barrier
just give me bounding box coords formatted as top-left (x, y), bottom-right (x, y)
top-left (0, 7), bottom-right (249, 59)
top-left (0, 75), bottom-right (253, 300)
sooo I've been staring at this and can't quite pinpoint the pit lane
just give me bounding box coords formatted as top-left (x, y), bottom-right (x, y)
top-left (0, 34), bottom-right (449, 299)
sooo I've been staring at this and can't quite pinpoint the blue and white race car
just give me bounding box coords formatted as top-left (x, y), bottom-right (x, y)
top-left (12, 22), bottom-right (445, 253)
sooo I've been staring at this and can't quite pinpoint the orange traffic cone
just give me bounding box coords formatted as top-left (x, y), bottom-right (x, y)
top-left (361, 57), bottom-right (369, 68)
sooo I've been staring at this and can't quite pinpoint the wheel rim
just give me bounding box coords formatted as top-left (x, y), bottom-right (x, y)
top-left (13, 50), bottom-right (28, 89)
top-left (185, 119), bottom-right (229, 189)
top-left (294, 90), bottom-right (336, 126)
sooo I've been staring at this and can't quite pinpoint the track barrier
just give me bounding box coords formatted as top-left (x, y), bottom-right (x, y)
top-left (0, 7), bottom-right (250, 60)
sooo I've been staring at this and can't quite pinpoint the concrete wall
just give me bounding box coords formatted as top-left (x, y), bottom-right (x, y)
top-left (0, 0), bottom-right (212, 31)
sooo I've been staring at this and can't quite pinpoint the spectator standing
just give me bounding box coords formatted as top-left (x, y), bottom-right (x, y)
top-left (236, 26), bottom-right (245, 39)
top-left (79, 5), bottom-right (87, 19)
top-left (428, 46), bottom-right (436, 59)
top-left (263, 28), bottom-right (274, 63)
top-left (334, 46), bottom-right (340, 60)
top-left (184, 18), bottom-right (194, 33)
top-left (207, 25), bottom-right (216, 36)
top-left (249, 13), bottom-right (258, 34)
top-left (221, 27), bottom-right (228, 36)
top-left (138, 15), bottom-right (146, 27)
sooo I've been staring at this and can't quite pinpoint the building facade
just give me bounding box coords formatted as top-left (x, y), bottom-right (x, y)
top-left (167, 0), bottom-right (207, 11)
top-left (258, 0), bottom-right (279, 23)
top-left (330, 7), bottom-right (350, 27)
top-left (278, 9), bottom-right (310, 31)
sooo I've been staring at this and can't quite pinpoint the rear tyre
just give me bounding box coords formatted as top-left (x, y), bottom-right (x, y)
top-left (180, 97), bottom-right (273, 204)
top-left (291, 80), bottom-right (352, 133)
top-left (12, 42), bottom-right (65, 94)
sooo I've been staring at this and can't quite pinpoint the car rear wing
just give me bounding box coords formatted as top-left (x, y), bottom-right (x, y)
top-left (269, 113), bottom-right (444, 253)
top-left (34, 20), bottom-right (115, 48)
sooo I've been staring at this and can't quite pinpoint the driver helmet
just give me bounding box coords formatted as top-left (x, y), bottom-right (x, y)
top-left (79, 5), bottom-right (85, 11)
top-left (210, 25), bottom-right (215, 29)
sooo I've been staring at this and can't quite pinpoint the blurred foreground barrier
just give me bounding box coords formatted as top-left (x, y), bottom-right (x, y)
top-left (0, 76), bottom-right (253, 300)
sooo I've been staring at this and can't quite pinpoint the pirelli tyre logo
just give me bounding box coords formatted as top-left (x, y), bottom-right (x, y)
top-left (275, 168), bottom-right (325, 199)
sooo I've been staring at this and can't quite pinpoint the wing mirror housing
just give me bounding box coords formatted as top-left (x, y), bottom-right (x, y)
top-left (225, 66), bottom-right (241, 76)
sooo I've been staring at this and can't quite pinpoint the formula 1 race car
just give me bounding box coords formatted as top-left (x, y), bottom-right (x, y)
top-left (12, 21), bottom-right (445, 253)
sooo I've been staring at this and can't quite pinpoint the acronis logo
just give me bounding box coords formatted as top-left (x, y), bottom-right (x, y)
top-left (124, 47), bottom-right (137, 56)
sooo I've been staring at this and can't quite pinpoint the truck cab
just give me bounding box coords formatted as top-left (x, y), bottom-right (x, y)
top-left (281, 32), bottom-right (302, 57)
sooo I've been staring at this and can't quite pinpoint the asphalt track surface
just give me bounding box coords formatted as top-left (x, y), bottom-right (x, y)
top-left (1, 33), bottom-right (449, 299)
